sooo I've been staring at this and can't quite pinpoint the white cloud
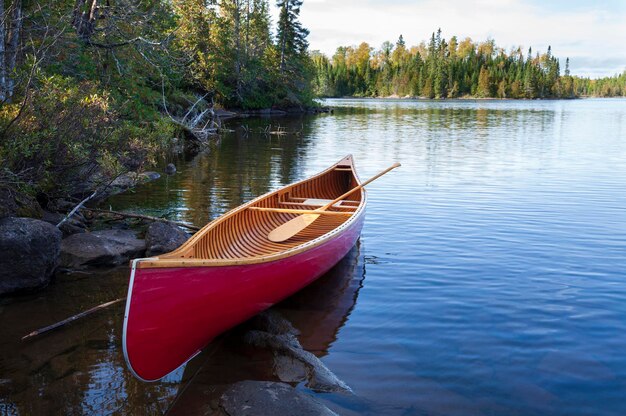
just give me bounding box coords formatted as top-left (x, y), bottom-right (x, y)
top-left (271, 0), bottom-right (626, 77)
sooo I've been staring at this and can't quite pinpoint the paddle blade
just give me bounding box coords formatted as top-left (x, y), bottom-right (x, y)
top-left (268, 213), bottom-right (320, 242)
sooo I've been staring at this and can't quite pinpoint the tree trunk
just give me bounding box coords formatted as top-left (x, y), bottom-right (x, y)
top-left (6, 0), bottom-right (23, 99)
top-left (279, 1), bottom-right (288, 74)
top-left (0, 0), bottom-right (7, 101)
top-left (234, 0), bottom-right (243, 102)
top-left (73, 0), bottom-right (99, 41)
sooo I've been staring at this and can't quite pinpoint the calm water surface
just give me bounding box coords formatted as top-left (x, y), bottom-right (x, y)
top-left (1, 98), bottom-right (626, 415)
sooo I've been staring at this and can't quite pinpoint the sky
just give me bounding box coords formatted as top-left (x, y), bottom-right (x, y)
top-left (271, 0), bottom-right (626, 78)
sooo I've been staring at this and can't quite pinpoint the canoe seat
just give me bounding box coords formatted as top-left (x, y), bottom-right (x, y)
top-left (279, 198), bottom-right (359, 209)
top-left (303, 198), bottom-right (343, 207)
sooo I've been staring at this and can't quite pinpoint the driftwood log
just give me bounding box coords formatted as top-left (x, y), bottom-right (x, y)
top-left (22, 298), bottom-right (124, 341)
top-left (83, 208), bottom-right (200, 231)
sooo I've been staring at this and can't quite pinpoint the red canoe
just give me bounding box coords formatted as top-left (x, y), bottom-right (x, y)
top-left (123, 155), bottom-right (367, 381)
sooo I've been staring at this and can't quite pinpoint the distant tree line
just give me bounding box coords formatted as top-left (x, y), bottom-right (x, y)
top-left (573, 71), bottom-right (626, 97)
top-left (312, 29), bottom-right (626, 99)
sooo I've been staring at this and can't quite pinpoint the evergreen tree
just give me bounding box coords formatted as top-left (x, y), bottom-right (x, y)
top-left (311, 29), bottom-right (624, 100)
top-left (275, 0), bottom-right (311, 102)
top-left (276, 0), bottom-right (309, 74)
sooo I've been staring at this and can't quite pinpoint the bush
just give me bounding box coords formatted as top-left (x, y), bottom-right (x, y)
top-left (0, 74), bottom-right (176, 199)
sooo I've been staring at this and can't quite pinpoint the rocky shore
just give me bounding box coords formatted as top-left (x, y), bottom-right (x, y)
top-left (0, 110), bottom-right (351, 414)
top-left (0, 213), bottom-right (190, 295)
top-left (160, 309), bottom-right (352, 415)
top-left (0, 167), bottom-right (187, 295)
top-left (1, 196), bottom-right (351, 414)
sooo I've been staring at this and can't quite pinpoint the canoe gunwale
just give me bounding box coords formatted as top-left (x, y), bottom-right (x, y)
top-left (136, 155), bottom-right (366, 269)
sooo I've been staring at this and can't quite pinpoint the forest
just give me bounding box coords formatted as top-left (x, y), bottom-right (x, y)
top-left (312, 29), bottom-right (626, 99)
top-left (0, 0), bottom-right (313, 201)
top-left (0, 1), bottom-right (624, 205)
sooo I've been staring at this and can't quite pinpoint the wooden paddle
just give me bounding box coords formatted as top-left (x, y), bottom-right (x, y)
top-left (268, 162), bottom-right (401, 242)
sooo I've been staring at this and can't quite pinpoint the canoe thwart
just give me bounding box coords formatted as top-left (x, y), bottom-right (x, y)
top-left (247, 207), bottom-right (354, 216)
top-left (268, 162), bottom-right (401, 242)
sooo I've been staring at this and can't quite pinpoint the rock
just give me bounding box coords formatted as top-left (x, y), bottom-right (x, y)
top-left (220, 381), bottom-right (338, 416)
top-left (138, 171), bottom-right (161, 183)
top-left (59, 229), bottom-right (146, 269)
top-left (145, 222), bottom-right (189, 257)
top-left (110, 173), bottom-right (138, 189)
top-left (96, 172), bottom-right (161, 200)
top-left (249, 309), bottom-right (301, 336)
top-left (46, 199), bottom-right (68, 212)
top-left (274, 355), bottom-right (308, 383)
top-left (0, 187), bottom-right (43, 219)
top-left (119, 152), bottom-right (146, 172)
top-left (41, 211), bottom-right (86, 237)
top-left (244, 311), bottom-right (351, 393)
top-left (0, 217), bottom-right (61, 295)
top-left (165, 163), bottom-right (176, 175)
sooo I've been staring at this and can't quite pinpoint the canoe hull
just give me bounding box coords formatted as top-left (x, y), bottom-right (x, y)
top-left (123, 212), bottom-right (364, 381)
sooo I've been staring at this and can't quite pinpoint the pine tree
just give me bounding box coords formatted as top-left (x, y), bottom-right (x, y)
top-left (276, 0), bottom-right (309, 74)
top-left (275, 0), bottom-right (311, 102)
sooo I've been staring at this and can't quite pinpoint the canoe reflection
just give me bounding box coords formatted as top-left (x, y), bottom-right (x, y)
top-left (168, 241), bottom-right (365, 413)
top-left (275, 242), bottom-right (365, 356)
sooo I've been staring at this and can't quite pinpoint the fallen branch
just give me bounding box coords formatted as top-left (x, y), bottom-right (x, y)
top-left (56, 170), bottom-right (130, 229)
top-left (22, 298), bottom-right (124, 341)
top-left (161, 89), bottom-right (219, 142)
top-left (56, 189), bottom-right (98, 229)
top-left (84, 207), bottom-right (200, 231)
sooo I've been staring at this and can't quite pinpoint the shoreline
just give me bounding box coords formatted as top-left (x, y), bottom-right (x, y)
top-left (319, 95), bottom-right (589, 101)
top-left (214, 105), bottom-right (332, 119)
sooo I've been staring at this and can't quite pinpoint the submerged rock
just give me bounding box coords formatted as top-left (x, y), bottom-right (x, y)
top-left (244, 311), bottom-right (351, 393)
top-left (138, 171), bottom-right (161, 182)
top-left (0, 217), bottom-right (61, 295)
top-left (220, 381), bottom-right (338, 416)
top-left (165, 163), bottom-right (177, 175)
top-left (59, 229), bottom-right (145, 269)
top-left (145, 222), bottom-right (189, 257)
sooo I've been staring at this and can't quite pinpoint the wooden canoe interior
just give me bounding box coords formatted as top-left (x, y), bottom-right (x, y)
top-left (156, 157), bottom-right (362, 263)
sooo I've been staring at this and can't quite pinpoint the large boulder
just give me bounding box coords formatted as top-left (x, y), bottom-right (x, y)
top-left (220, 381), bottom-right (338, 416)
top-left (0, 217), bottom-right (61, 295)
top-left (60, 229), bottom-right (146, 269)
top-left (145, 222), bottom-right (189, 257)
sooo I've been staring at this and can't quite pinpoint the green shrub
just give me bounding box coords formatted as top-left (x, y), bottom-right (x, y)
top-left (0, 73), bottom-right (176, 199)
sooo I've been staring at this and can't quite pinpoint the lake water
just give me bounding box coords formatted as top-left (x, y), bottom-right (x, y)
top-left (2, 98), bottom-right (626, 415)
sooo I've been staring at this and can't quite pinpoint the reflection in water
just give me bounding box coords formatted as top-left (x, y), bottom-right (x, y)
top-left (2, 99), bottom-right (626, 415)
top-left (0, 269), bottom-right (184, 414)
top-left (167, 243), bottom-right (365, 414)
top-left (0, 242), bottom-right (365, 415)
top-left (110, 116), bottom-right (320, 227)
top-left (277, 243), bottom-right (365, 356)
